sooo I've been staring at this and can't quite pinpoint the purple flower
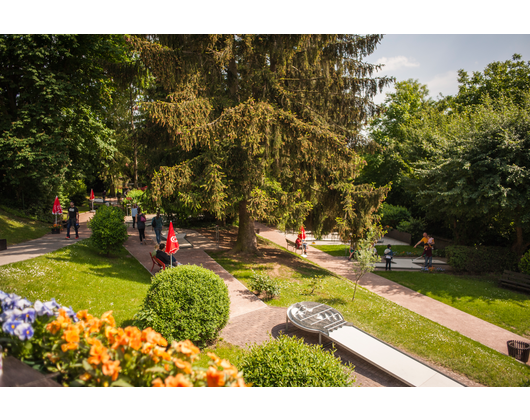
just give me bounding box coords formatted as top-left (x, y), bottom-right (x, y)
top-left (2, 297), bottom-right (15, 311)
top-left (0, 290), bottom-right (8, 301)
top-left (14, 322), bottom-right (34, 341)
top-left (61, 306), bottom-right (79, 323)
top-left (34, 300), bottom-right (55, 317)
top-left (44, 298), bottom-right (61, 309)
top-left (2, 320), bottom-right (22, 335)
top-left (14, 298), bottom-right (33, 310)
top-left (21, 307), bottom-right (36, 323)
top-left (0, 309), bottom-right (15, 323)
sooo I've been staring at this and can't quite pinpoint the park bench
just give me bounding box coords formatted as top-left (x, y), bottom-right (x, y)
top-left (498, 270), bottom-right (530, 293)
top-left (150, 254), bottom-right (166, 274)
top-left (286, 238), bottom-right (302, 254)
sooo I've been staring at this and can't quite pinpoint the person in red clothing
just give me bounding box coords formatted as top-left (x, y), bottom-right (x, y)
top-left (421, 243), bottom-right (433, 268)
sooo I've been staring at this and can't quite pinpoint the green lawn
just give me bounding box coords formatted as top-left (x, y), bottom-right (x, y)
top-left (208, 238), bottom-right (530, 387)
top-left (377, 271), bottom-right (530, 339)
top-left (0, 208), bottom-right (51, 245)
top-left (313, 244), bottom-right (426, 257)
top-left (0, 240), bottom-right (152, 326)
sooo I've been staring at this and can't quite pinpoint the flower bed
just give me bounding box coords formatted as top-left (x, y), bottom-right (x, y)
top-left (0, 290), bottom-right (246, 387)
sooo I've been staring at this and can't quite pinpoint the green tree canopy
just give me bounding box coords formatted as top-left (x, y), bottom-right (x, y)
top-left (0, 34), bottom-right (127, 214)
top-left (131, 35), bottom-right (393, 253)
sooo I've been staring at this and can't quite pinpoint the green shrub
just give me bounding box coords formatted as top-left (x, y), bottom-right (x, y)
top-left (446, 245), bottom-right (518, 273)
top-left (519, 250), bottom-right (530, 275)
top-left (379, 203), bottom-right (411, 230)
top-left (88, 205), bottom-right (128, 256)
top-left (248, 270), bottom-right (280, 299)
top-left (239, 334), bottom-right (355, 387)
top-left (60, 179), bottom-right (87, 208)
top-left (396, 217), bottom-right (426, 245)
top-left (134, 265), bottom-right (230, 347)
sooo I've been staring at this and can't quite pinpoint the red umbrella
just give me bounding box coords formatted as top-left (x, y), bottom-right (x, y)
top-left (299, 226), bottom-right (306, 240)
top-left (89, 189), bottom-right (95, 211)
top-left (52, 196), bottom-right (63, 224)
top-left (165, 222), bottom-right (179, 267)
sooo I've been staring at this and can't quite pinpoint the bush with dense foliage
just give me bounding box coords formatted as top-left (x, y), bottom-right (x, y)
top-left (248, 270), bottom-right (280, 299)
top-left (88, 205), bottom-right (128, 256)
top-left (519, 250), bottom-right (530, 275)
top-left (239, 334), bottom-right (355, 387)
top-left (379, 203), bottom-right (412, 230)
top-left (446, 245), bottom-right (519, 273)
top-left (0, 290), bottom-right (246, 387)
top-left (397, 216), bottom-right (426, 245)
top-left (134, 265), bottom-right (230, 347)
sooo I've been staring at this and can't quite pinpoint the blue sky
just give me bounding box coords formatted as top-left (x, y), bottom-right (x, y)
top-left (369, 34), bottom-right (530, 104)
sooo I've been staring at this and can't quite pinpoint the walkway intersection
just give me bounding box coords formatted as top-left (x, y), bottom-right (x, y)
top-left (1, 212), bottom-right (528, 386)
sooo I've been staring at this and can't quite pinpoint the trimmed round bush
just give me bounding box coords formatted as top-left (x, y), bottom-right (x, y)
top-left (239, 334), bottom-right (355, 387)
top-left (88, 205), bottom-right (128, 256)
top-left (134, 265), bottom-right (230, 347)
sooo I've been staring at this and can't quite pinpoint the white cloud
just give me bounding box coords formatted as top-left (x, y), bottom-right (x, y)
top-left (425, 70), bottom-right (459, 98)
top-left (375, 56), bottom-right (420, 73)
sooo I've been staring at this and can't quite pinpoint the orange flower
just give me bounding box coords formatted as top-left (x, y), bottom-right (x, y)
top-left (79, 373), bottom-right (92, 382)
top-left (219, 359), bottom-right (239, 378)
top-left (62, 324), bottom-right (80, 343)
top-left (102, 359), bottom-right (121, 381)
top-left (165, 374), bottom-right (193, 387)
top-left (141, 342), bottom-right (155, 354)
top-left (88, 339), bottom-right (110, 366)
top-left (152, 378), bottom-right (165, 387)
top-left (124, 326), bottom-right (142, 350)
top-left (153, 347), bottom-right (171, 362)
top-left (207, 352), bottom-right (220, 364)
top-left (61, 342), bottom-right (78, 352)
top-left (172, 340), bottom-right (200, 360)
top-left (110, 328), bottom-right (129, 350)
top-left (142, 327), bottom-right (167, 347)
top-left (173, 358), bottom-right (192, 374)
top-left (231, 377), bottom-right (248, 387)
top-left (100, 310), bottom-right (116, 327)
top-left (46, 321), bottom-right (62, 335)
top-left (85, 318), bottom-right (103, 334)
top-left (76, 310), bottom-right (93, 322)
top-left (206, 366), bottom-right (225, 387)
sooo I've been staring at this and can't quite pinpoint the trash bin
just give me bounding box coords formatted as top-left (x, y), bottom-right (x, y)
top-left (507, 340), bottom-right (530, 363)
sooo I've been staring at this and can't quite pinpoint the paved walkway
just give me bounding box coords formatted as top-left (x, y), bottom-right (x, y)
top-left (255, 222), bottom-right (530, 364)
top-left (2, 213), bottom-right (524, 386)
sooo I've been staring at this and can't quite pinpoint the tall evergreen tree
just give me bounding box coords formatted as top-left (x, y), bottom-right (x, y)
top-left (130, 35), bottom-right (393, 253)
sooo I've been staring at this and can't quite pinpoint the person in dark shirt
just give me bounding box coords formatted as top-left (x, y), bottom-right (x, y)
top-left (422, 243), bottom-right (433, 268)
top-left (155, 243), bottom-right (179, 266)
top-left (66, 201), bottom-right (79, 239)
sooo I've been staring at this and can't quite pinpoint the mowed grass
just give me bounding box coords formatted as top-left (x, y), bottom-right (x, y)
top-left (377, 271), bottom-right (530, 339)
top-left (208, 238), bottom-right (530, 387)
top-left (313, 244), bottom-right (424, 257)
top-left (0, 240), bottom-right (152, 326)
top-left (0, 208), bottom-right (51, 245)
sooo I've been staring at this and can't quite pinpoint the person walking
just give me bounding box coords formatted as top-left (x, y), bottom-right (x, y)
top-left (384, 244), bottom-right (394, 271)
top-left (422, 243), bottom-right (433, 269)
top-left (65, 201), bottom-right (79, 239)
top-left (151, 211), bottom-right (164, 245)
top-left (137, 208), bottom-right (146, 245)
top-left (131, 204), bottom-right (138, 229)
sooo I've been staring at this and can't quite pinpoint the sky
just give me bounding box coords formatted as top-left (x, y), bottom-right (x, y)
top-left (369, 34), bottom-right (530, 104)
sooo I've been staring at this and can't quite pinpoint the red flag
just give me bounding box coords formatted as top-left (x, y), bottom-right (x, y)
top-left (165, 222), bottom-right (179, 255)
top-left (299, 226), bottom-right (306, 240)
top-left (52, 196), bottom-right (63, 215)
top-left (89, 189), bottom-right (95, 200)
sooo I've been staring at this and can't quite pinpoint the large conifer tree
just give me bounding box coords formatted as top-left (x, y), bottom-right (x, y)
top-left (130, 35), bottom-right (392, 253)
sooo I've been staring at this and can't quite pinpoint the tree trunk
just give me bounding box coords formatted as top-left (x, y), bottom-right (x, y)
top-left (232, 200), bottom-right (259, 254)
top-left (511, 225), bottom-right (529, 257)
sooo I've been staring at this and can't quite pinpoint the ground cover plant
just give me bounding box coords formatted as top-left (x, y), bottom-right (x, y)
top-left (0, 240), bottom-right (151, 326)
top-left (377, 271), bottom-right (530, 338)
top-left (206, 232), bottom-right (530, 387)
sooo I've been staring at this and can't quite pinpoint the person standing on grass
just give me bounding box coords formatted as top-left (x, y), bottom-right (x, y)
top-left (137, 208), bottom-right (146, 245)
top-left (66, 201), bottom-right (79, 239)
top-left (384, 244), bottom-right (394, 271)
top-left (131, 204), bottom-right (138, 229)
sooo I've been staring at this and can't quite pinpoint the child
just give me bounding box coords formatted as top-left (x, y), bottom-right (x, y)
top-left (384, 244), bottom-right (393, 271)
top-left (422, 243), bottom-right (433, 268)
top-left (348, 244), bottom-right (356, 261)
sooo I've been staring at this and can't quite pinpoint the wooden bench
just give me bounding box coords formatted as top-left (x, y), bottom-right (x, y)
top-left (286, 238), bottom-right (302, 254)
top-left (499, 270), bottom-right (530, 293)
